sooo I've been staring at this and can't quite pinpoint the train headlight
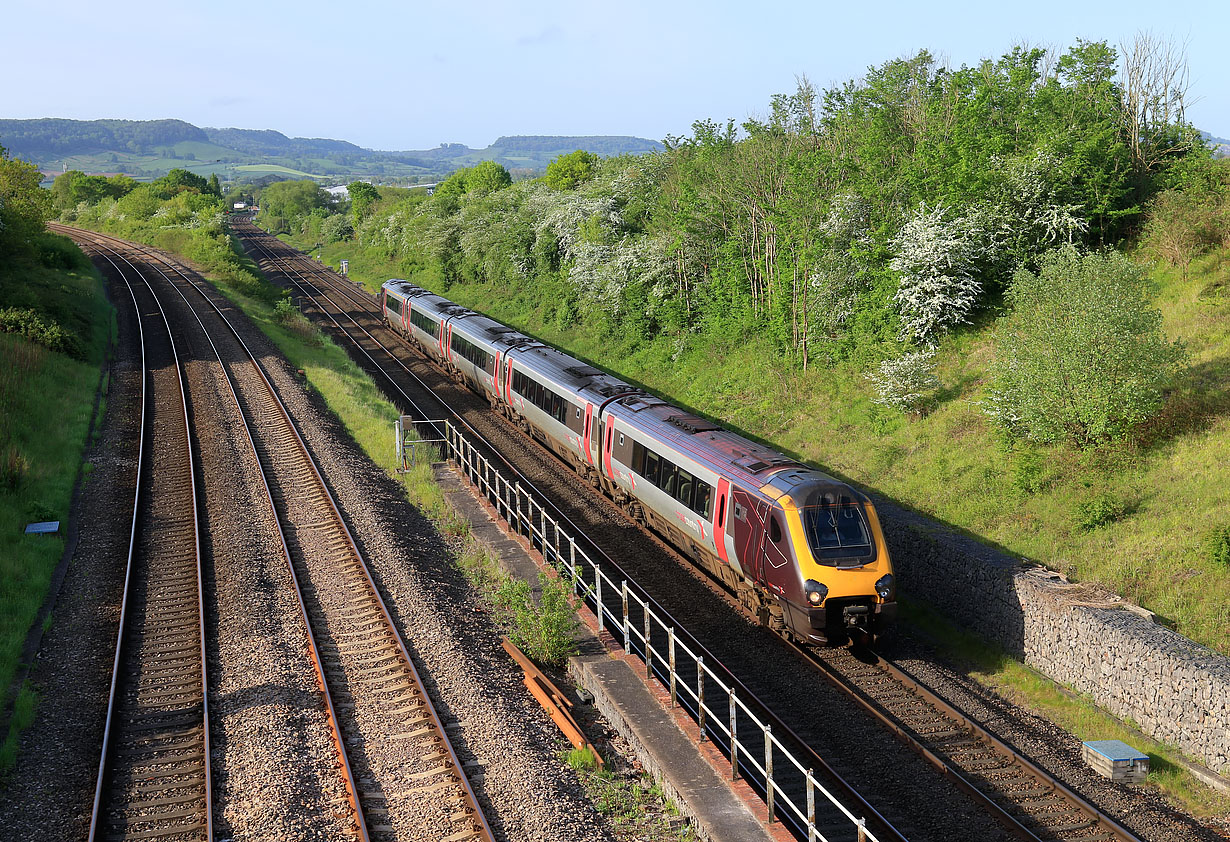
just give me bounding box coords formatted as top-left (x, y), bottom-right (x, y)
top-left (875, 574), bottom-right (895, 600)
top-left (804, 579), bottom-right (828, 606)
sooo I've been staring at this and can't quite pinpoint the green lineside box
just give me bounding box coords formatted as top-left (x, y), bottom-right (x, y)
top-left (1081, 740), bottom-right (1149, 783)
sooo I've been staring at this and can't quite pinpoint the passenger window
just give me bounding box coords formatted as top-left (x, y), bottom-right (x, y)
top-left (661, 463), bottom-right (678, 498)
top-left (695, 484), bottom-right (712, 520)
top-left (644, 451), bottom-right (660, 486)
top-left (676, 470), bottom-right (694, 509)
top-left (769, 515), bottom-right (783, 544)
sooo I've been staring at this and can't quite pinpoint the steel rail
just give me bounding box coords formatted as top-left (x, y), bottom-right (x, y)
top-left (60, 227), bottom-right (375, 841)
top-left (62, 226), bottom-right (494, 842)
top-left (71, 233), bottom-right (212, 842)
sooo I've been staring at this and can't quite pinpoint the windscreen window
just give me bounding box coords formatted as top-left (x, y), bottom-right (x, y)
top-left (802, 505), bottom-right (875, 564)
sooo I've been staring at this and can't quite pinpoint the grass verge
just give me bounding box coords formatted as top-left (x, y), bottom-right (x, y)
top-left (0, 247), bottom-right (112, 773)
top-left (562, 747), bottom-right (698, 841)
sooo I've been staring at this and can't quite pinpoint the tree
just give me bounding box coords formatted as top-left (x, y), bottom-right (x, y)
top-left (987, 246), bottom-right (1185, 446)
top-left (890, 203), bottom-right (987, 343)
top-left (465, 161), bottom-right (512, 196)
top-left (207, 173), bottom-right (221, 197)
top-left (152, 168), bottom-right (209, 198)
top-left (545, 150), bottom-right (599, 190)
top-left (347, 180), bottom-right (379, 221)
top-left (0, 144), bottom-right (50, 256)
top-left (257, 180), bottom-right (329, 230)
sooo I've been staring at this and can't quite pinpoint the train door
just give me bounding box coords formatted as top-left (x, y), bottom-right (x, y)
top-left (762, 505), bottom-right (791, 590)
top-left (582, 403), bottom-right (595, 466)
top-left (730, 487), bottom-right (766, 583)
top-left (493, 352), bottom-right (502, 397)
top-left (603, 418), bottom-right (615, 480)
top-left (712, 478), bottom-right (731, 564)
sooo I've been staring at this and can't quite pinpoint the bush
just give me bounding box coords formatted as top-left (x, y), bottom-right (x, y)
top-left (273, 296), bottom-right (297, 326)
top-left (494, 572), bottom-right (579, 666)
top-left (1073, 493), bottom-right (1129, 531)
top-left (1205, 526), bottom-right (1230, 567)
top-left (866, 349), bottom-right (940, 413)
top-left (0, 307), bottom-right (80, 358)
top-left (321, 213), bottom-right (354, 243)
top-left (987, 247), bottom-right (1186, 446)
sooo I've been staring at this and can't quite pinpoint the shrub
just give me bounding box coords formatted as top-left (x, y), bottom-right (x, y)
top-left (321, 213), bottom-right (354, 243)
top-left (1074, 493), bottom-right (1129, 531)
top-left (987, 247), bottom-right (1186, 446)
top-left (494, 572), bottom-right (579, 666)
top-left (1205, 526), bottom-right (1230, 567)
top-left (865, 349), bottom-right (940, 413)
top-left (1010, 449), bottom-right (1048, 494)
top-left (272, 296), bottom-right (297, 326)
top-left (890, 203), bottom-right (987, 343)
top-left (0, 307), bottom-right (80, 358)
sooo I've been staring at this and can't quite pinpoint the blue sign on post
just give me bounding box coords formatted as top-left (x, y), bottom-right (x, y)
top-left (24, 521), bottom-right (60, 535)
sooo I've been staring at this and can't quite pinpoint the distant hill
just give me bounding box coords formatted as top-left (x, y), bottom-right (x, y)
top-left (0, 117), bottom-right (663, 183)
top-left (1201, 131), bottom-right (1229, 158)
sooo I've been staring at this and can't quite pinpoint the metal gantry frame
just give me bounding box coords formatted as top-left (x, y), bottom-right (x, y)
top-left (426, 419), bottom-right (879, 842)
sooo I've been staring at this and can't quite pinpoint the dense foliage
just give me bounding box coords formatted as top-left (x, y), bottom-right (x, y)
top-left (60, 167), bottom-right (274, 302)
top-left (314, 42), bottom-right (1199, 381)
top-left (987, 247), bottom-right (1186, 445)
top-left (0, 144), bottom-right (50, 258)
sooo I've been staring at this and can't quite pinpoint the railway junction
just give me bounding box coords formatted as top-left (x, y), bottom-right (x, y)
top-left (0, 226), bottom-right (1225, 842)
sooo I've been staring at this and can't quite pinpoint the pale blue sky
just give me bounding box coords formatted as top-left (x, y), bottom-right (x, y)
top-left (6, 0), bottom-right (1227, 150)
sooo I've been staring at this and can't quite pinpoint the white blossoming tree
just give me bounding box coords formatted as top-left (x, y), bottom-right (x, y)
top-left (890, 203), bottom-right (987, 343)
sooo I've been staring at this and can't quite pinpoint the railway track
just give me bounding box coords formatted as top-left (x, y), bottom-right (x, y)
top-left (807, 647), bottom-right (1141, 842)
top-left (226, 220), bottom-right (1168, 842)
top-left (77, 238), bottom-right (212, 842)
top-left (57, 225), bottom-right (495, 842)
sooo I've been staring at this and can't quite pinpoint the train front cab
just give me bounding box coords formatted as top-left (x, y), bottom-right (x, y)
top-left (763, 476), bottom-right (896, 645)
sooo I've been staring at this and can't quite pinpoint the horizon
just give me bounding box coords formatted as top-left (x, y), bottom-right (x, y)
top-left (4, 1), bottom-right (1227, 151)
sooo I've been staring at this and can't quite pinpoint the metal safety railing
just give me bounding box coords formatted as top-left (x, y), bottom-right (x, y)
top-left (409, 418), bottom-right (882, 842)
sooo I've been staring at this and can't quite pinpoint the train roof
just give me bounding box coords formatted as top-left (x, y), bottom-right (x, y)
top-left (447, 310), bottom-right (540, 353)
top-left (383, 279), bottom-right (428, 298)
top-left (509, 343), bottom-right (641, 403)
top-left (608, 393), bottom-right (849, 493)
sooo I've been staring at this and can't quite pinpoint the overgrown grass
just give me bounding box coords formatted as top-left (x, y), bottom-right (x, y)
top-left (562, 747), bottom-right (698, 841)
top-left (0, 246), bottom-right (112, 773)
top-left (904, 600), bottom-right (1230, 817)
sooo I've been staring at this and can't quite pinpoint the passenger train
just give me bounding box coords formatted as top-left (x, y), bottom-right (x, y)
top-left (381, 279), bottom-right (897, 645)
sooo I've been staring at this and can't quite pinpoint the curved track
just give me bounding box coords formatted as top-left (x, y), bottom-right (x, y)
top-left (77, 237), bottom-right (211, 842)
top-left (58, 225), bottom-right (495, 842)
top-left (227, 220), bottom-right (1173, 842)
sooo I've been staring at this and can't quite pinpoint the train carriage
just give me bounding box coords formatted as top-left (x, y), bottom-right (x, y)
top-left (601, 394), bottom-right (895, 644)
top-left (502, 344), bottom-right (638, 479)
top-left (380, 278), bottom-right (896, 645)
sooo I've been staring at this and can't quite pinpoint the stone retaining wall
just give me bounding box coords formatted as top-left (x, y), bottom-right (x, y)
top-left (876, 499), bottom-right (1230, 776)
